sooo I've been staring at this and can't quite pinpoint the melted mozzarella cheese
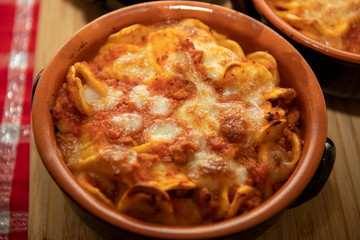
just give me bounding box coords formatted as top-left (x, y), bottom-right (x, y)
top-left (129, 85), bottom-right (171, 116)
top-left (83, 84), bottom-right (123, 111)
top-left (216, 102), bottom-right (267, 146)
top-left (223, 85), bottom-right (240, 96)
top-left (113, 50), bottom-right (158, 81)
top-left (129, 85), bottom-right (150, 109)
top-left (162, 50), bottom-right (222, 135)
top-left (150, 95), bottom-right (171, 115)
top-left (194, 42), bottom-right (239, 80)
top-left (221, 62), bottom-right (276, 105)
top-left (228, 160), bottom-right (249, 186)
top-left (176, 82), bottom-right (220, 135)
top-left (98, 145), bottom-right (137, 174)
top-left (188, 150), bottom-right (248, 191)
top-left (144, 120), bottom-right (182, 141)
top-left (173, 19), bottom-right (240, 81)
top-left (112, 113), bottom-right (143, 132)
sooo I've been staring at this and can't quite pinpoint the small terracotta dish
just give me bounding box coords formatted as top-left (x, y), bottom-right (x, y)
top-left (246, 0), bottom-right (360, 98)
top-left (31, 1), bottom-right (335, 239)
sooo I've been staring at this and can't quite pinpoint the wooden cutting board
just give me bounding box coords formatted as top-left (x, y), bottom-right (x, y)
top-left (29, 0), bottom-right (360, 239)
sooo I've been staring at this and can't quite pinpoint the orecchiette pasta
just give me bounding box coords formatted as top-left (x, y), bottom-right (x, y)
top-left (52, 18), bottom-right (303, 225)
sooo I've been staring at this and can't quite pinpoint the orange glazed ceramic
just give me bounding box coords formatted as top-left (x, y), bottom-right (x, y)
top-left (32, 1), bottom-right (333, 239)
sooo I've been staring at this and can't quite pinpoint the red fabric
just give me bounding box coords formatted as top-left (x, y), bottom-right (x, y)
top-left (0, 5), bottom-right (15, 53)
top-left (0, 68), bottom-right (9, 121)
top-left (0, 1), bottom-right (40, 239)
top-left (0, 4), bottom-right (14, 121)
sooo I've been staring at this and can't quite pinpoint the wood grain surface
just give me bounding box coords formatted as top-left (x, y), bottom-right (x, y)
top-left (29, 0), bottom-right (360, 239)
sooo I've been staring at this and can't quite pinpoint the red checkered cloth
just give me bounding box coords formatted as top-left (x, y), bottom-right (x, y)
top-left (0, 0), bottom-right (39, 239)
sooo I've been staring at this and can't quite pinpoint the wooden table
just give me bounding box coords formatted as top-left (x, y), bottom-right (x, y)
top-left (29, 0), bottom-right (360, 239)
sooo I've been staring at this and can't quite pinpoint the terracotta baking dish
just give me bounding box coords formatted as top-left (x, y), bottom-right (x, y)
top-left (239, 0), bottom-right (360, 98)
top-left (31, 1), bottom-right (335, 239)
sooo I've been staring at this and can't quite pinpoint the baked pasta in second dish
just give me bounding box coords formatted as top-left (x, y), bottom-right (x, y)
top-left (266, 0), bottom-right (360, 54)
top-left (52, 18), bottom-right (303, 225)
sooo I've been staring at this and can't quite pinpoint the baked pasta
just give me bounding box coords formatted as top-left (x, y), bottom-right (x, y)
top-left (52, 18), bottom-right (303, 225)
top-left (266, 0), bottom-right (360, 54)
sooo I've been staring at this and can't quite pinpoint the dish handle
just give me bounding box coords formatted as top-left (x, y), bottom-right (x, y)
top-left (31, 69), bottom-right (43, 108)
top-left (289, 138), bottom-right (336, 208)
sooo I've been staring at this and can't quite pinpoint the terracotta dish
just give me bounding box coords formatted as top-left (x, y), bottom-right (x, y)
top-left (31, 1), bottom-right (334, 239)
top-left (247, 0), bottom-right (360, 98)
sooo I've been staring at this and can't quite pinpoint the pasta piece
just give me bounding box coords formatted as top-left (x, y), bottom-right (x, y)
top-left (220, 62), bottom-right (276, 102)
top-left (246, 51), bottom-right (280, 85)
top-left (66, 65), bottom-right (91, 115)
top-left (107, 24), bottom-right (154, 46)
top-left (217, 39), bottom-right (245, 58)
top-left (73, 62), bottom-right (107, 96)
top-left (263, 87), bottom-right (297, 101)
top-left (147, 28), bottom-right (185, 66)
top-left (76, 171), bottom-right (116, 208)
top-left (226, 185), bottom-right (257, 219)
top-left (257, 119), bottom-right (301, 199)
top-left (116, 184), bottom-right (175, 224)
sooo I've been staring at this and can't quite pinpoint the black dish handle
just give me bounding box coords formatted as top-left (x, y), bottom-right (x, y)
top-left (289, 138), bottom-right (336, 208)
top-left (31, 69), bottom-right (43, 108)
